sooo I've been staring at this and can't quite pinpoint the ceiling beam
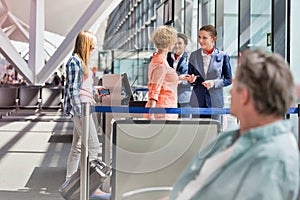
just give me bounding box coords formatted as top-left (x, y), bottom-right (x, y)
top-left (37, 0), bottom-right (104, 84)
top-left (37, 0), bottom-right (122, 84)
top-left (8, 11), bottom-right (29, 41)
top-left (0, 28), bottom-right (33, 83)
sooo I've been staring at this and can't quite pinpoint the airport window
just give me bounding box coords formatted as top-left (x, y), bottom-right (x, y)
top-left (174, 0), bottom-right (185, 33)
top-left (289, 0), bottom-right (300, 139)
top-left (223, 0), bottom-right (238, 107)
top-left (290, 0), bottom-right (300, 102)
top-left (250, 0), bottom-right (272, 51)
top-left (185, 0), bottom-right (199, 50)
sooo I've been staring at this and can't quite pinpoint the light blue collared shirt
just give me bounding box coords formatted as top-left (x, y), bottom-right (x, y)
top-left (170, 120), bottom-right (299, 200)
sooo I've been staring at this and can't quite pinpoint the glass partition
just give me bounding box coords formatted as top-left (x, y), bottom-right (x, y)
top-left (290, 0), bottom-right (300, 102)
top-left (222, 0), bottom-right (239, 131)
top-left (289, 0), bottom-right (300, 139)
top-left (239, 0), bottom-right (271, 52)
top-left (250, 0), bottom-right (272, 51)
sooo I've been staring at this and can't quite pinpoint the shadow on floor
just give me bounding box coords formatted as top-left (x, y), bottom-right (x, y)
top-left (0, 167), bottom-right (66, 200)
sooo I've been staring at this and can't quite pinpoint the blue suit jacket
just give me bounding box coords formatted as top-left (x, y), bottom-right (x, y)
top-left (188, 48), bottom-right (232, 108)
top-left (167, 51), bottom-right (192, 104)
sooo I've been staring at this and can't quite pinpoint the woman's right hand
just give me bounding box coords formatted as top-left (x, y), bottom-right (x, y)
top-left (149, 99), bottom-right (157, 120)
top-left (95, 86), bottom-right (109, 97)
top-left (185, 74), bottom-right (197, 83)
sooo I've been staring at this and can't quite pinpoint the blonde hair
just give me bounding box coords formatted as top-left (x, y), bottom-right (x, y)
top-left (73, 30), bottom-right (97, 75)
top-left (152, 25), bottom-right (177, 49)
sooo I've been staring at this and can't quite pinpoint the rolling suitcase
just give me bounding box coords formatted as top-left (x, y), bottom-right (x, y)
top-left (59, 159), bottom-right (111, 200)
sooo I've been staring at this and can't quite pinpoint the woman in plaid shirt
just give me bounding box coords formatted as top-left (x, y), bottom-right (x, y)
top-left (63, 30), bottom-right (110, 199)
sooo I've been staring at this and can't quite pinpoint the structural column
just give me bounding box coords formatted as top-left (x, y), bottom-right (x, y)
top-left (29, 0), bottom-right (45, 84)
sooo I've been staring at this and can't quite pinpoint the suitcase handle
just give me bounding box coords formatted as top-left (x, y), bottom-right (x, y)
top-left (90, 159), bottom-right (112, 177)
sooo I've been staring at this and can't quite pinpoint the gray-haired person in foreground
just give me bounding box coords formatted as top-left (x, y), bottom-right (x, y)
top-left (164, 48), bottom-right (299, 200)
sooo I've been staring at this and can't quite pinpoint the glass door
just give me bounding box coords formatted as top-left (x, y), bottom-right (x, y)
top-left (239, 0), bottom-right (272, 52)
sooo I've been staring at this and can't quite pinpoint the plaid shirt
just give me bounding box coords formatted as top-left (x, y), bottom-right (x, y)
top-left (64, 53), bottom-right (83, 118)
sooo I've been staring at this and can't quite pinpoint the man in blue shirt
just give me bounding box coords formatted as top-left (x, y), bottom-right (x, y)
top-left (167, 48), bottom-right (299, 200)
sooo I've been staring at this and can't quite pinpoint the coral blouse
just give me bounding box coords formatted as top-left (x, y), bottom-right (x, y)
top-left (145, 53), bottom-right (178, 119)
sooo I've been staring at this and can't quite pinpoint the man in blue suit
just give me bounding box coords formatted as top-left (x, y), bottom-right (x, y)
top-left (187, 25), bottom-right (232, 121)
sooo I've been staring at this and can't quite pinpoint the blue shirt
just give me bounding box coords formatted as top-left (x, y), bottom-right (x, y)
top-left (167, 51), bottom-right (192, 104)
top-left (64, 53), bottom-right (83, 118)
top-left (170, 120), bottom-right (299, 200)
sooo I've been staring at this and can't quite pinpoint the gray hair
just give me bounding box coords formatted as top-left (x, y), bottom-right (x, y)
top-left (236, 48), bottom-right (294, 117)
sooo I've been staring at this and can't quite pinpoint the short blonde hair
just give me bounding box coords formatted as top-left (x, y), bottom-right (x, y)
top-left (152, 26), bottom-right (177, 49)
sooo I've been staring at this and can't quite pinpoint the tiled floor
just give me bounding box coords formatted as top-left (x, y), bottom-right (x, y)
top-left (0, 111), bottom-right (72, 200)
top-left (1, 109), bottom-right (297, 200)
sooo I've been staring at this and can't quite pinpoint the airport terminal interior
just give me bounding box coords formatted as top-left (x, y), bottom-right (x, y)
top-left (0, 0), bottom-right (300, 199)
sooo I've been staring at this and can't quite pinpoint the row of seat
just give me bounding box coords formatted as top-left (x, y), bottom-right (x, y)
top-left (0, 86), bottom-right (63, 110)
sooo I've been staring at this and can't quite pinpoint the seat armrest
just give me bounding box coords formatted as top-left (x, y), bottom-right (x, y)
top-left (122, 187), bottom-right (172, 199)
top-left (15, 98), bottom-right (19, 110)
top-left (38, 98), bottom-right (42, 110)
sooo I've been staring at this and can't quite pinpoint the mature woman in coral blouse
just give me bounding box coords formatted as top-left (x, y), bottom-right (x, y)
top-left (145, 25), bottom-right (186, 120)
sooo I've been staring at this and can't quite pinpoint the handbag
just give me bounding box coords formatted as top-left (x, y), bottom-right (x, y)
top-left (58, 159), bottom-right (111, 200)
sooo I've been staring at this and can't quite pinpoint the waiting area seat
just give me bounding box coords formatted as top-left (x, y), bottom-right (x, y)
top-left (41, 86), bottom-right (63, 109)
top-left (0, 85), bottom-right (64, 111)
top-left (0, 86), bottom-right (18, 109)
top-left (18, 86), bottom-right (41, 109)
top-left (111, 119), bottom-right (220, 200)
